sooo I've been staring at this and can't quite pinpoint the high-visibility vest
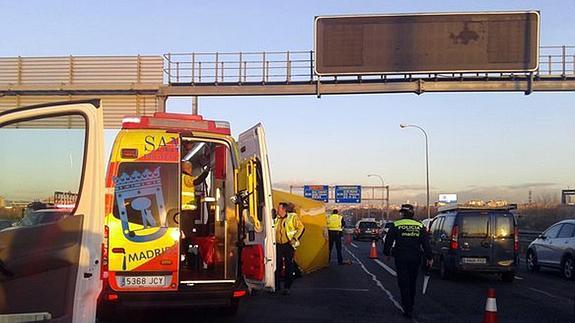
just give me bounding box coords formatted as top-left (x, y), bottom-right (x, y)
top-left (181, 173), bottom-right (196, 210)
top-left (275, 212), bottom-right (302, 248)
top-left (393, 218), bottom-right (423, 228)
top-left (327, 213), bottom-right (343, 231)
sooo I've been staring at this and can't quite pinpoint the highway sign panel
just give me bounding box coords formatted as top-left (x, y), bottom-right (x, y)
top-left (315, 11), bottom-right (540, 75)
top-left (304, 185), bottom-right (329, 202)
top-left (335, 185), bottom-right (361, 203)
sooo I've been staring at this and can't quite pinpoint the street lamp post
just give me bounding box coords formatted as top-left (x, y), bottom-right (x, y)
top-left (400, 124), bottom-right (431, 221)
top-left (368, 174), bottom-right (386, 221)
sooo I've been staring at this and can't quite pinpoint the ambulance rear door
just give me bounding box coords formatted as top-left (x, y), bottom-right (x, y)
top-left (0, 100), bottom-right (104, 323)
top-left (237, 124), bottom-right (275, 291)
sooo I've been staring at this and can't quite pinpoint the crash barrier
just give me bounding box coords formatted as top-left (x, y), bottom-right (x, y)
top-left (519, 230), bottom-right (542, 255)
top-left (483, 288), bottom-right (499, 323)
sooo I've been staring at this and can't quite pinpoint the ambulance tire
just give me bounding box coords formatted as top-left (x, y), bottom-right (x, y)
top-left (96, 303), bottom-right (116, 321)
top-left (222, 299), bottom-right (239, 316)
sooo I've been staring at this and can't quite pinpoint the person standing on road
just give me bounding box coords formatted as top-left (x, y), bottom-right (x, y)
top-left (383, 204), bottom-right (432, 318)
top-left (275, 202), bottom-right (305, 295)
top-left (327, 209), bottom-right (345, 265)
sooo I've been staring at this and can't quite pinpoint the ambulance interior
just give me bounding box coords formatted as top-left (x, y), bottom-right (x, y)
top-left (178, 138), bottom-right (238, 283)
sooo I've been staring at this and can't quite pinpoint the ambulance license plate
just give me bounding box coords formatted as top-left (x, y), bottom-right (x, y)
top-left (121, 276), bottom-right (167, 288)
top-left (462, 257), bottom-right (486, 264)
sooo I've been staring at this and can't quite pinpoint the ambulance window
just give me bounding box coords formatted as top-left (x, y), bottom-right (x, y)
top-left (0, 115), bottom-right (85, 221)
top-left (113, 163), bottom-right (178, 229)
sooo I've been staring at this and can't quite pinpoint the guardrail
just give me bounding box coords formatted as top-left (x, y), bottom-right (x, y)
top-left (164, 46), bottom-right (575, 85)
top-left (518, 229), bottom-right (542, 254)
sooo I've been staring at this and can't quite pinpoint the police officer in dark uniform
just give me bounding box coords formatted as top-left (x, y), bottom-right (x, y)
top-left (383, 204), bottom-right (432, 318)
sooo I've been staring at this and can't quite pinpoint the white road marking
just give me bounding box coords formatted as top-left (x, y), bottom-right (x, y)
top-left (344, 246), bottom-right (405, 313)
top-left (514, 275), bottom-right (524, 280)
top-left (528, 287), bottom-right (570, 302)
top-left (374, 259), bottom-right (397, 277)
top-left (350, 242), bottom-right (359, 248)
top-left (297, 287), bottom-right (370, 292)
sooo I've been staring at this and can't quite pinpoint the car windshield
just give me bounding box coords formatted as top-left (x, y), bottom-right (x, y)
top-left (359, 222), bottom-right (378, 229)
top-left (19, 210), bottom-right (70, 227)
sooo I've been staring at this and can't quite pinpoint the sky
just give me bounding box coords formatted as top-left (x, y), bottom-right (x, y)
top-left (1, 0), bottom-right (574, 205)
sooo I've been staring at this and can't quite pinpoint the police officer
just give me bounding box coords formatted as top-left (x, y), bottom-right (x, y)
top-left (327, 209), bottom-right (345, 265)
top-left (383, 204), bottom-right (432, 318)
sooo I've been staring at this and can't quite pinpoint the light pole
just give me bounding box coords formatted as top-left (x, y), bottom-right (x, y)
top-left (368, 174), bottom-right (386, 221)
top-left (400, 123), bottom-right (431, 221)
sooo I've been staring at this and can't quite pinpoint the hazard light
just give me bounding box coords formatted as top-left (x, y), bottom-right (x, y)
top-left (122, 112), bottom-right (231, 135)
top-left (233, 290), bottom-right (247, 298)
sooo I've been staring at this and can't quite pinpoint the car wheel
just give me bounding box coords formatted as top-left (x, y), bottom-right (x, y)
top-left (440, 258), bottom-right (451, 280)
top-left (526, 250), bottom-right (540, 272)
top-left (222, 299), bottom-right (240, 316)
top-left (562, 256), bottom-right (574, 280)
top-left (501, 271), bottom-right (515, 283)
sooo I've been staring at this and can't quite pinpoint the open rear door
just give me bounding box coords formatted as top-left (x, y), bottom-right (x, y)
top-left (237, 124), bottom-right (275, 291)
top-left (0, 101), bottom-right (104, 322)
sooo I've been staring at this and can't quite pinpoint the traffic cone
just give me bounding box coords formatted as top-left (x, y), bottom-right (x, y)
top-left (483, 288), bottom-right (498, 323)
top-left (369, 240), bottom-right (378, 259)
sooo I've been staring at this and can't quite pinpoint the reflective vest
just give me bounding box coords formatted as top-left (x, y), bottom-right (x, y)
top-left (275, 212), bottom-right (302, 248)
top-left (393, 218), bottom-right (423, 237)
top-left (327, 213), bottom-right (343, 231)
top-left (181, 173), bottom-right (196, 210)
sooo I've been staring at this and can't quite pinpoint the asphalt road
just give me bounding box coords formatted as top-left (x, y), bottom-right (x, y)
top-left (102, 240), bottom-right (575, 323)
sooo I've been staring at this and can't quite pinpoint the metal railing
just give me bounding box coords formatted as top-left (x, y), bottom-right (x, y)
top-left (164, 46), bottom-right (575, 84)
top-left (164, 51), bottom-right (314, 84)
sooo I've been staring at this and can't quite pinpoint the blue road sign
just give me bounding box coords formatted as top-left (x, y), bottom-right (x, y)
top-left (304, 185), bottom-right (329, 202)
top-left (335, 185), bottom-right (361, 203)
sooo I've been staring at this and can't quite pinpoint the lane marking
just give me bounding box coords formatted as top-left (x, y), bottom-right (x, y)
top-left (514, 275), bottom-right (524, 280)
top-left (374, 259), bottom-right (397, 277)
top-left (344, 246), bottom-right (404, 312)
top-left (528, 287), bottom-right (571, 302)
top-left (297, 287), bottom-right (370, 292)
top-left (350, 242), bottom-right (359, 248)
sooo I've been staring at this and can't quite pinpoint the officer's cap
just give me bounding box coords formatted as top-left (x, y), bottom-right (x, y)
top-left (400, 204), bottom-right (414, 214)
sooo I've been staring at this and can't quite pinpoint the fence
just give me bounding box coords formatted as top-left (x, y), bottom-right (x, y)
top-left (164, 46), bottom-right (575, 84)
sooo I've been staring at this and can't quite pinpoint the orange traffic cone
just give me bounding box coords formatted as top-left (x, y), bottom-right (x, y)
top-left (369, 240), bottom-right (378, 259)
top-left (483, 288), bottom-right (498, 323)
top-left (345, 233), bottom-right (352, 245)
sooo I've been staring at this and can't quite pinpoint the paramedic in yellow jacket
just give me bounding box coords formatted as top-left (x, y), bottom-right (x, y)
top-left (181, 161), bottom-right (197, 211)
top-left (181, 161), bottom-right (211, 211)
top-left (274, 202), bottom-right (304, 295)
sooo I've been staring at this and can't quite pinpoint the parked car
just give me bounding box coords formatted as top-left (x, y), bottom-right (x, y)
top-left (0, 219), bottom-right (14, 231)
top-left (6, 209), bottom-right (71, 230)
top-left (353, 219), bottom-right (381, 241)
top-left (428, 204), bottom-right (518, 282)
top-left (526, 219), bottom-right (575, 279)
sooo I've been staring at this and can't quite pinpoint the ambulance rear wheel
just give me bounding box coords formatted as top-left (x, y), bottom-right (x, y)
top-left (96, 302), bottom-right (116, 321)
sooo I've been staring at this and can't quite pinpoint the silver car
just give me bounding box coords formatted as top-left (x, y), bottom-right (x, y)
top-left (526, 219), bottom-right (575, 279)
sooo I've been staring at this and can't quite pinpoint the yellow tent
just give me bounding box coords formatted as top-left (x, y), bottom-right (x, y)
top-left (272, 190), bottom-right (328, 274)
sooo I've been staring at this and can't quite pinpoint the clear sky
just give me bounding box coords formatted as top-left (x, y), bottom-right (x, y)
top-left (1, 1), bottom-right (574, 204)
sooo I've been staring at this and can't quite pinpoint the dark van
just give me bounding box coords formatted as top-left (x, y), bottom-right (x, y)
top-left (429, 204), bottom-right (518, 282)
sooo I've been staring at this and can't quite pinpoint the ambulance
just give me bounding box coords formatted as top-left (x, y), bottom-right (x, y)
top-left (97, 112), bottom-right (276, 317)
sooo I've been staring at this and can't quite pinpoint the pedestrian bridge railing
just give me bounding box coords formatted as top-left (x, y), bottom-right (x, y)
top-left (164, 46), bottom-right (575, 85)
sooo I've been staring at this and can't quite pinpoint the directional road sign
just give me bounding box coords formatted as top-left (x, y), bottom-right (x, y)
top-left (304, 185), bottom-right (329, 202)
top-left (335, 185), bottom-right (362, 203)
